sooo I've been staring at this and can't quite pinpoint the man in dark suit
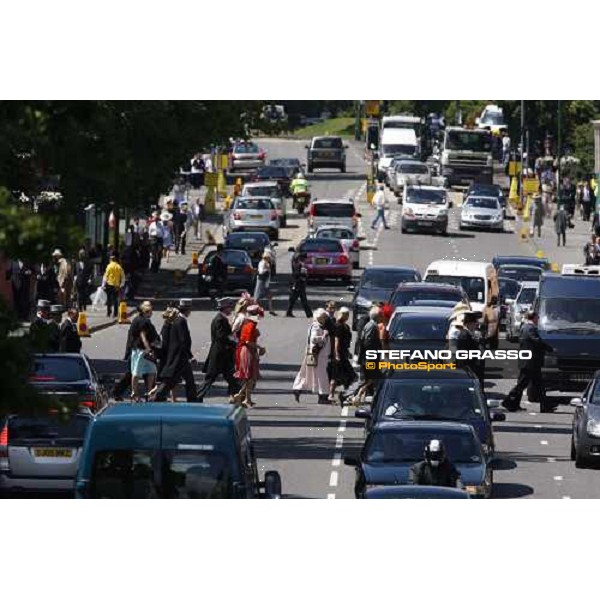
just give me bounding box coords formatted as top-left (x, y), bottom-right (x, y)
top-left (30, 299), bottom-right (53, 352)
top-left (503, 311), bottom-right (555, 413)
top-left (46, 304), bottom-right (64, 352)
top-left (151, 298), bottom-right (197, 402)
top-left (59, 308), bottom-right (82, 353)
top-left (196, 297), bottom-right (239, 402)
top-left (455, 311), bottom-right (484, 386)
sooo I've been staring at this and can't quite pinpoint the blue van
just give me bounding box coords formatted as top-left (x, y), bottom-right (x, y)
top-left (75, 403), bottom-right (281, 499)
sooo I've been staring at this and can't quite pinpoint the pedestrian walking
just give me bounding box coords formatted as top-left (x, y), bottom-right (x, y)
top-left (532, 194), bottom-right (544, 238)
top-left (196, 297), bottom-right (240, 403)
top-left (150, 299), bottom-right (198, 402)
top-left (190, 153), bottom-right (205, 189)
top-left (455, 311), bottom-right (484, 387)
top-left (205, 244), bottom-right (228, 299)
top-left (554, 204), bottom-right (568, 246)
top-left (102, 253), bottom-right (125, 318)
top-left (47, 304), bottom-right (64, 352)
top-left (254, 251), bottom-right (277, 315)
top-left (232, 304), bottom-right (265, 408)
top-left (176, 202), bottom-right (191, 255)
top-left (160, 211), bottom-right (175, 262)
top-left (582, 181), bottom-right (594, 222)
top-left (52, 249), bottom-right (74, 308)
top-left (59, 307), bottom-right (82, 353)
top-left (30, 299), bottom-right (53, 352)
top-left (148, 210), bottom-right (165, 272)
top-left (371, 184), bottom-right (390, 230)
top-left (503, 311), bottom-right (556, 413)
top-left (74, 250), bottom-right (94, 312)
top-left (583, 234), bottom-right (599, 265)
top-left (502, 133), bottom-right (510, 166)
top-left (130, 301), bottom-right (159, 402)
top-left (286, 251), bottom-right (312, 318)
top-left (232, 293), bottom-right (253, 340)
top-left (292, 308), bottom-right (332, 404)
top-left (36, 263), bottom-right (59, 304)
top-left (152, 306), bottom-right (180, 402)
top-left (328, 307), bottom-right (357, 405)
top-left (351, 306), bottom-right (382, 405)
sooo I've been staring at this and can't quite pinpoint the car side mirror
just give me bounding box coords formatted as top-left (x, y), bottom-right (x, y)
top-left (344, 144), bottom-right (349, 149)
top-left (355, 407), bottom-right (371, 419)
top-left (475, 118), bottom-right (481, 125)
top-left (491, 412), bottom-right (506, 422)
top-left (570, 397), bottom-right (584, 408)
top-left (448, 200), bottom-right (453, 208)
top-left (304, 145), bottom-right (309, 149)
top-left (344, 456), bottom-right (359, 466)
top-left (263, 471), bottom-right (282, 499)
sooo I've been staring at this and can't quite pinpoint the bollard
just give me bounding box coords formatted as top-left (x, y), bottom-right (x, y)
top-left (77, 312), bottom-right (91, 337)
top-left (118, 301), bottom-right (130, 324)
top-left (192, 251), bottom-right (199, 267)
top-left (536, 250), bottom-right (545, 259)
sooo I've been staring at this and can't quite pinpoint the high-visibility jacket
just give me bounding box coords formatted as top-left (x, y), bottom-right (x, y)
top-left (103, 261), bottom-right (125, 288)
top-left (290, 178), bottom-right (309, 194)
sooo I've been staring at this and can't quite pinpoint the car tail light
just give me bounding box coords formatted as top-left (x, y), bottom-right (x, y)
top-left (309, 204), bottom-right (316, 216)
top-left (259, 150), bottom-right (266, 160)
top-left (243, 265), bottom-right (253, 274)
top-left (202, 264), bottom-right (207, 274)
top-left (336, 254), bottom-right (349, 265)
top-left (270, 210), bottom-right (277, 220)
top-left (79, 401), bottom-right (95, 410)
top-left (0, 423), bottom-right (8, 467)
top-left (233, 211), bottom-right (242, 220)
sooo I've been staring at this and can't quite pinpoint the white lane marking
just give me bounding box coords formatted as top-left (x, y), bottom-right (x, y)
top-left (329, 471), bottom-right (338, 487)
top-left (553, 476), bottom-right (563, 481)
top-left (327, 493), bottom-right (336, 500)
top-left (335, 435), bottom-right (343, 449)
top-left (547, 457), bottom-right (556, 463)
top-left (342, 406), bottom-right (349, 417)
top-left (338, 420), bottom-right (347, 433)
top-left (562, 496), bottom-right (571, 499)
top-left (535, 425), bottom-right (543, 429)
top-left (529, 412), bottom-right (537, 416)
top-left (540, 440), bottom-right (549, 445)
top-left (332, 453), bottom-right (342, 467)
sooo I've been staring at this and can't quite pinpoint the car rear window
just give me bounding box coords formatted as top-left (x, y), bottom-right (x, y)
top-left (234, 143), bottom-right (259, 154)
top-left (316, 229), bottom-right (354, 240)
top-left (206, 250), bottom-right (250, 266)
top-left (31, 356), bottom-right (89, 382)
top-left (391, 288), bottom-right (464, 306)
top-left (235, 198), bottom-right (273, 210)
top-left (243, 186), bottom-right (278, 197)
top-left (313, 138), bottom-right (343, 149)
top-left (257, 167), bottom-right (287, 178)
top-left (9, 414), bottom-right (91, 443)
top-left (361, 270), bottom-right (420, 289)
top-left (299, 239), bottom-right (343, 253)
top-left (226, 236), bottom-right (266, 249)
top-left (313, 203), bottom-right (355, 218)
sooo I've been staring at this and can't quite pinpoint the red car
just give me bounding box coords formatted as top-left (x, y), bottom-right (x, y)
top-left (293, 238), bottom-right (352, 283)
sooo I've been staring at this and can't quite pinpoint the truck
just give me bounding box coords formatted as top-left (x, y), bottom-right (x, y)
top-left (441, 126), bottom-right (493, 187)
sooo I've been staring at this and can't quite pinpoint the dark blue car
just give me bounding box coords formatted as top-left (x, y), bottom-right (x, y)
top-left (198, 248), bottom-right (256, 297)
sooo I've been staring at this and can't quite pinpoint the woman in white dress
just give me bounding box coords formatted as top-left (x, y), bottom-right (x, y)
top-left (292, 308), bottom-right (332, 404)
top-left (160, 212), bottom-right (174, 263)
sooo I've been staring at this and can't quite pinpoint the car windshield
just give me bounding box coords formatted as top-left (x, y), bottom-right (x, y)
top-left (378, 381), bottom-right (483, 421)
top-left (382, 144), bottom-right (416, 156)
top-left (446, 130), bottom-right (491, 152)
top-left (389, 315), bottom-right (449, 341)
top-left (481, 113), bottom-right (505, 126)
top-left (391, 287), bottom-right (464, 306)
top-left (312, 203), bottom-right (354, 218)
top-left (465, 197), bottom-right (499, 210)
top-left (365, 429), bottom-right (482, 464)
top-left (234, 143), bottom-right (259, 154)
top-left (398, 163), bottom-right (428, 174)
top-left (313, 138), bottom-right (343, 149)
top-left (516, 287), bottom-right (537, 305)
top-left (316, 229), bottom-right (354, 240)
top-left (235, 198), bottom-right (273, 210)
top-left (499, 278), bottom-right (520, 300)
top-left (243, 186), bottom-right (279, 198)
top-left (539, 298), bottom-right (600, 333)
top-left (257, 167), bottom-right (287, 178)
top-left (31, 357), bottom-right (89, 382)
top-left (205, 250), bottom-right (249, 266)
top-left (406, 189), bottom-right (446, 205)
top-left (9, 414), bottom-right (90, 442)
top-left (498, 266), bottom-right (542, 282)
top-left (469, 184), bottom-right (500, 197)
top-left (299, 239), bottom-right (343, 253)
top-left (361, 271), bottom-right (420, 290)
top-left (270, 158), bottom-right (299, 167)
top-left (425, 276), bottom-right (486, 303)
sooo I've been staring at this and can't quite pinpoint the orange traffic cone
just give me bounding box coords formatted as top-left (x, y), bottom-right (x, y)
top-left (77, 312), bottom-right (91, 337)
top-left (118, 301), bottom-right (130, 324)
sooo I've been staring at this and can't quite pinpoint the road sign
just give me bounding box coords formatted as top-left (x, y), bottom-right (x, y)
top-left (205, 172), bottom-right (218, 187)
top-left (365, 101), bottom-right (380, 117)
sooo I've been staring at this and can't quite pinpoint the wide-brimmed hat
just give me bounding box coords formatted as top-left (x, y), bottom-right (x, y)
top-left (178, 298), bottom-right (192, 309)
top-left (51, 249), bottom-right (63, 258)
top-left (160, 211), bottom-right (172, 221)
top-left (37, 299), bottom-right (51, 309)
top-left (50, 304), bottom-right (65, 314)
top-left (450, 301), bottom-right (470, 318)
top-left (217, 297), bottom-right (237, 310)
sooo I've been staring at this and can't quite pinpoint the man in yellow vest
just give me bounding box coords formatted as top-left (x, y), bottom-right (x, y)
top-left (102, 253), bottom-right (125, 318)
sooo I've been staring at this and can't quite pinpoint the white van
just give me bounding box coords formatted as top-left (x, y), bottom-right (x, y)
top-left (423, 260), bottom-right (499, 313)
top-left (377, 128), bottom-right (418, 182)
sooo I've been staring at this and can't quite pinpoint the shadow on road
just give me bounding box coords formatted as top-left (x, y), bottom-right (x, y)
top-left (255, 436), bottom-right (362, 460)
top-left (491, 482), bottom-right (535, 498)
top-left (250, 418), bottom-right (363, 430)
top-left (494, 424), bottom-right (571, 435)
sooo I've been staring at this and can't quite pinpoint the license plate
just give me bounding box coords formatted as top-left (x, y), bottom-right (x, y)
top-left (33, 448), bottom-right (73, 458)
top-left (315, 258), bottom-right (329, 265)
top-left (250, 214), bottom-right (263, 220)
top-left (227, 266), bottom-right (235, 274)
top-left (419, 221), bottom-right (433, 227)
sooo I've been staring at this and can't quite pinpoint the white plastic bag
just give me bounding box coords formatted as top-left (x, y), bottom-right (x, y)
top-left (90, 286), bottom-right (107, 311)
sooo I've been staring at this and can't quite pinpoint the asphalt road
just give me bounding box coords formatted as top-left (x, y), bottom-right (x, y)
top-left (83, 137), bottom-right (600, 499)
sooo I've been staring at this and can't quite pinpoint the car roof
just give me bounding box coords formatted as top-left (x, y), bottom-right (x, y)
top-left (364, 266), bottom-right (420, 274)
top-left (374, 420), bottom-right (475, 433)
top-left (243, 181), bottom-right (278, 187)
top-left (499, 263), bottom-right (542, 270)
top-left (425, 260), bottom-right (493, 274)
top-left (406, 185), bottom-right (445, 192)
top-left (312, 135), bottom-right (342, 141)
top-left (235, 195), bottom-right (274, 202)
top-left (394, 281), bottom-right (464, 291)
top-left (311, 198), bottom-right (354, 204)
top-left (540, 273), bottom-right (600, 296)
top-left (391, 306), bottom-right (453, 317)
top-left (386, 368), bottom-right (477, 381)
top-left (315, 224), bottom-right (354, 231)
top-left (493, 255), bottom-right (549, 266)
top-left (464, 195), bottom-right (500, 202)
top-left (97, 403), bottom-right (241, 423)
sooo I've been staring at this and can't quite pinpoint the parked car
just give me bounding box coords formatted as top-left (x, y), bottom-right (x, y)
top-left (224, 231), bottom-right (278, 274)
top-left (308, 199), bottom-right (360, 236)
top-left (229, 141), bottom-right (266, 172)
top-left (345, 421), bottom-right (497, 498)
top-left (306, 136), bottom-right (347, 173)
top-left (226, 196), bottom-right (280, 240)
top-left (460, 195), bottom-right (503, 231)
top-left (400, 185), bottom-right (450, 235)
top-left (389, 282), bottom-right (469, 309)
top-left (350, 266), bottom-right (422, 330)
top-left (291, 238), bottom-right (352, 283)
top-left (74, 403), bottom-right (282, 498)
top-left (241, 181), bottom-right (287, 227)
top-left (506, 281), bottom-right (539, 342)
top-left (570, 372), bottom-right (600, 467)
top-left (198, 248), bottom-right (256, 297)
top-left (313, 225), bottom-right (360, 269)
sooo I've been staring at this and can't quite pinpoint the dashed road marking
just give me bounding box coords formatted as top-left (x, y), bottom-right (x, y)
top-left (335, 434), bottom-right (343, 449)
top-left (562, 496), bottom-right (571, 499)
top-left (329, 471), bottom-right (338, 487)
top-left (327, 493), bottom-right (336, 500)
top-left (540, 440), bottom-right (549, 445)
top-left (553, 475), bottom-right (563, 481)
top-left (529, 412), bottom-right (537, 416)
top-left (547, 457), bottom-right (556, 463)
top-left (338, 420), bottom-right (347, 433)
top-left (332, 453), bottom-right (342, 467)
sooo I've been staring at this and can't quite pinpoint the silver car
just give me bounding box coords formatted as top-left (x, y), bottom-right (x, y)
top-left (570, 375), bottom-right (600, 466)
top-left (313, 225), bottom-right (360, 269)
top-left (460, 195), bottom-right (503, 231)
top-left (230, 141), bottom-right (265, 172)
top-left (506, 281), bottom-right (539, 342)
top-left (242, 181), bottom-right (288, 227)
top-left (391, 160), bottom-right (431, 196)
top-left (226, 196), bottom-right (280, 240)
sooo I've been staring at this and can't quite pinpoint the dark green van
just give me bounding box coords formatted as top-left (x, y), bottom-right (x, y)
top-left (75, 403), bottom-right (281, 499)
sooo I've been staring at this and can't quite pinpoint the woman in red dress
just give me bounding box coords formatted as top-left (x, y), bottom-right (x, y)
top-left (233, 305), bottom-right (265, 408)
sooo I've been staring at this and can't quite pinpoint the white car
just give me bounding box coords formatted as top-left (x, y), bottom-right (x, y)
top-left (241, 181), bottom-right (287, 227)
top-left (506, 281), bottom-right (539, 342)
top-left (401, 185), bottom-right (449, 235)
top-left (476, 104), bottom-right (507, 133)
top-left (460, 195), bottom-right (503, 231)
top-left (226, 196), bottom-right (280, 240)
top-left (313, 225), bottom-right (360, 269)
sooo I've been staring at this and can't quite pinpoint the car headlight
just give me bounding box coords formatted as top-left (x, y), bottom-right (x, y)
top-left (544, 354), bottom-right (558, 367)
top-left (587, 419), bottom-right (600, 438)
top-left (464, 484), bottom-right (487, 497)
top-left (355, 296), bottom-right (372, 308)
